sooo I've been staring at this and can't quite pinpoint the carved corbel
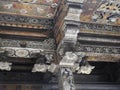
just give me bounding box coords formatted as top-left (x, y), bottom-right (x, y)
top-left (60, 52), bottom-right (78, 67)
top-left (77, 65), bottom-right (95, 74)
top-left (59, 52), bottom-right (95, 74)
top-left (74, 52), bottom-right (95, 74)
top-left (0, 62), bottom-right (12, 71)
top-left (63, 26), bottom-right (79, 45)
top-left (32, 53), bottom-right (57, 73)
top-left (32, 63), bottom-right (57, 73)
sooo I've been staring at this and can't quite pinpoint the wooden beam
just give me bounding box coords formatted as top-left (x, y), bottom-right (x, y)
top-left (0, 30), bottom-right (50, 38)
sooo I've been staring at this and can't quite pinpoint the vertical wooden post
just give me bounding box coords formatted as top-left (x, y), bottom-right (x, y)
top-left (58, 68), bottom-right (75, 90)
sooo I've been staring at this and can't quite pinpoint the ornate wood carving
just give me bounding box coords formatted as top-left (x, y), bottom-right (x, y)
top-left (0, 0), bottom-right (59, 29)
top-left (0, 0), bottom-right (120, 89)
top-left (76, 44), bottom-right (120, 55)
top-left (0, 14), bottom-right (54, 29)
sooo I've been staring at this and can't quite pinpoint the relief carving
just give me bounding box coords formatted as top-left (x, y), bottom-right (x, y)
top-left (0, 62), bottom-right (12, 71)
top-left (76, 44), bottom-right (120, 54)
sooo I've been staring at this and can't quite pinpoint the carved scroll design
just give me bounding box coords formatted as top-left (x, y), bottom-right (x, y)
top-left (0, 38), bottom-right (56, 58)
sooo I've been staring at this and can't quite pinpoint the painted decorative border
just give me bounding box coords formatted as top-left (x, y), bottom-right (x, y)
top-left (0, 14), bottom-right (54, 29)
top-left (0, 38), bottom-right (56, 50)
top-left (1, 0), bottom-right (59, 5)
top-left (76, 44), bottom-right (120, 54)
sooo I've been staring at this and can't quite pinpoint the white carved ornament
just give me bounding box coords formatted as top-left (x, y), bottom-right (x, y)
top-left (0, 62), bottom-right (12, 71)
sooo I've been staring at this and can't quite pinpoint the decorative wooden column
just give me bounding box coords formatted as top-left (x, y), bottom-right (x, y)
top-left (59, 68), bottom-right (75, 90)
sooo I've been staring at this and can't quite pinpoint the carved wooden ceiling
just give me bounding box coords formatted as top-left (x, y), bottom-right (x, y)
top-left (0, 0), bottom-right (120, 83)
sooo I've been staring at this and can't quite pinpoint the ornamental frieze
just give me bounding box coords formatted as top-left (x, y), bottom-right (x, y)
top-left (0, 29), bottom-right (56, 62)
top-left (0, 14), bottom-right (53, 29)
top-left (76, 44), bottom-right (120, 54)
top-left (1, 0), bottom-right (59, 5)
top-left (1, 47), bottom-right (42, 58)
top-left (0, 47), bottom-right (55, 58)
top-left (64, 21), bottom-right (120, 35)
top-left (80, 22), bottom-right (120, 33)
top-left (0, 38), bottom-right (56, 50)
